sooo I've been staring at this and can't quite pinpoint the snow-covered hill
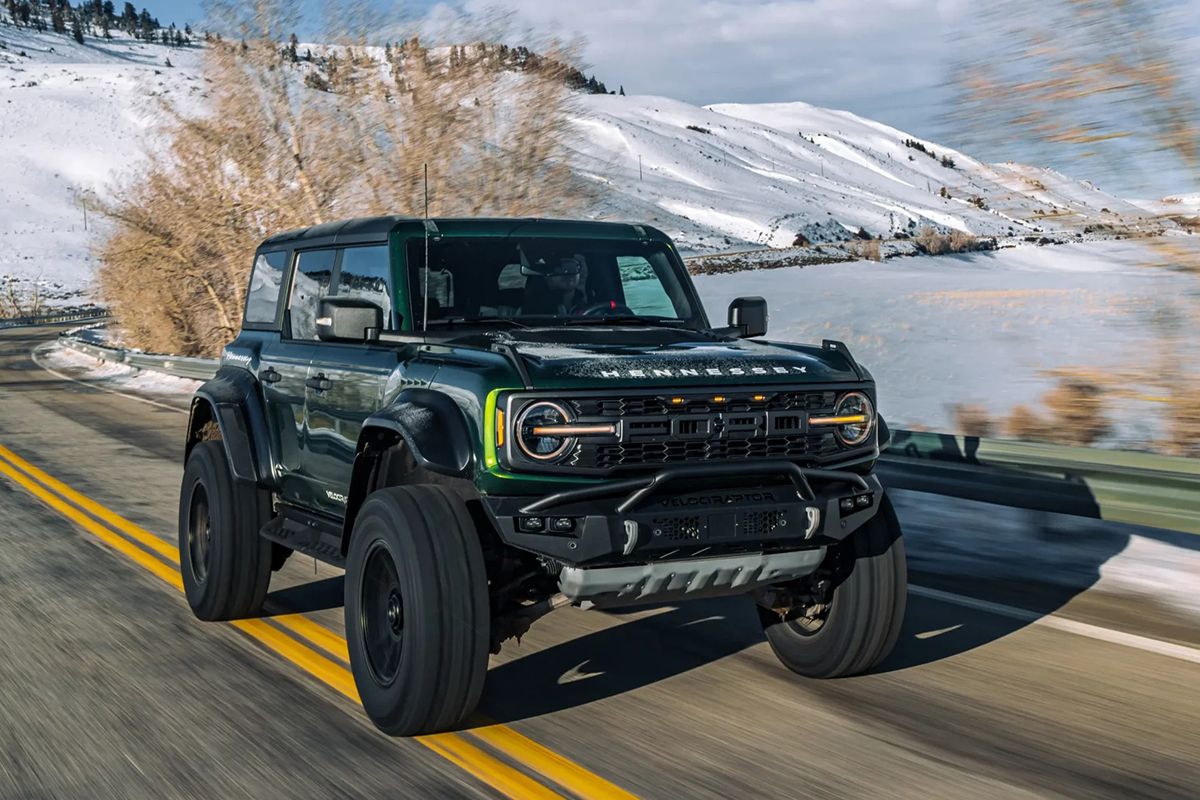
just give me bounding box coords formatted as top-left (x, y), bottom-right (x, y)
top-left (0, 25), bottom-right (203, 302)
top-left (0, 22), bottom-right (1164, 301)
top-left (572, 95), bottom-right (1157, 252)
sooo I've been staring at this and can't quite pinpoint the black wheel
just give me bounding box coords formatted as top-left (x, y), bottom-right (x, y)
top-left (178, 441), bottom-right (272, 621)
top-left (344, 485), bottom-right (490, 736)
top-left (759, 493), bottom-right (907, 677)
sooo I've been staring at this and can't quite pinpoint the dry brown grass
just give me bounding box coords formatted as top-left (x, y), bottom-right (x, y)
top-left (97, 3), bottom-right (588, 355)
top-left (847, 238), bottom-right (881, 261)
top-left (949, 230), bottom-right (978, 252)
top-left (915, 226), bottom-right (951, 255)
top-left (951, 403), bottom-right (994, 437)
top-left (1003, 378), bottom-right (1110, 446)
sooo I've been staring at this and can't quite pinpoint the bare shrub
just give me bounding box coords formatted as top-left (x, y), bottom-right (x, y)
top-left (949, 230), bottom-right (978, 252)
top-left (1159, 384), bottom-right (1200, 457)
top-left (952, 403), bottom-right (994, 437)
top-left (847, 238), bottom-right (881, 261)
top-left (1003, 378), bottom-right (1109, 446)
top-left (915, 226), bottom-right (951, 255)
top-left (1, 276), bottom-right (44, 319)
top-left (97, 3), bottom-right (588, 355)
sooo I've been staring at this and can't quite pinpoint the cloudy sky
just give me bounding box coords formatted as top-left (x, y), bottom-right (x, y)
top-left (156, 0), bottom-right (1197, 196)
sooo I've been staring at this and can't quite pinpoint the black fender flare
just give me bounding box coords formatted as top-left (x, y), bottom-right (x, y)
top-left (186, 366), bottom-right (273, 487)
top-left (361, 388), bottom-right (476, 478)
top-left (340, 389), bottom-right (477, 550)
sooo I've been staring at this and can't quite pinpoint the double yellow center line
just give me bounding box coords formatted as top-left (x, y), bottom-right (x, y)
top-left (0, 441), bottom-right (636, 800)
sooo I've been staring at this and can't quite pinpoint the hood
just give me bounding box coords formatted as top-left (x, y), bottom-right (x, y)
top-left (481, 327), bottom-right (864, 389)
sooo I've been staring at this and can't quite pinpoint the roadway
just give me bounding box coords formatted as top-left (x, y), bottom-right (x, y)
top-left (0, 324), bottom-right (1196, 799)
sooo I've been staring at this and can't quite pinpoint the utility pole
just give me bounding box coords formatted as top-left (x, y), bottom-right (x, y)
top-left (82, 195), bottom-right (88, 231)
top-left (639, 155), bottom-right (643, 181)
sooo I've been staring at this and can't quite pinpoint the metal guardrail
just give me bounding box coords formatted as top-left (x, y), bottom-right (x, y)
top-left (0, 310), bottom-right (112, 330)
top-left (60, 335), bottom-right (220, 381)
top-left (57, 335), bottom-right (1200, 535)
top-left (878, 430), bottom-right (1200, 535)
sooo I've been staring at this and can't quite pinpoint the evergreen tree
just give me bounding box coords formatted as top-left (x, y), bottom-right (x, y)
top-left (619, 85), bottom-right (625, 96)
top-left (17, 1), bottom-right (31, 26)
top-left (164, 55), bottom-right (171, 67)
top-left (121, 1), bottom-right (134, 32)
top-left (102, 0), bottom-right (113, 16)
top-left (286, 32), bottom-right (298, 62)
top-left (50, 0), bottom-right (67, 34)
top-left (71, 13), bottom-right (84, 43)
top-left (4, 0), bottom-right (17, 25)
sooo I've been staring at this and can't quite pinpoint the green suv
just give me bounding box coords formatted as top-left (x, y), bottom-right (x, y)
top-left (178, 217), bottom-right (906, 735)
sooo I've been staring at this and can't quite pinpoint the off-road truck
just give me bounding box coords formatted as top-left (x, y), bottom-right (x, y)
top-left (178, 217), bottom-right (906, 736)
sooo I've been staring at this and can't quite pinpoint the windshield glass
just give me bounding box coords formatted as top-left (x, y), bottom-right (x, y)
top-left (406, 237), bottom-right (701, 328)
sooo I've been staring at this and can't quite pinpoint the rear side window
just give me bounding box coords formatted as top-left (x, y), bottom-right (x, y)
top-left (335, 245), bottom-right (393, 328)
top-left (288, 249), bottom-right (336, 340)
top-left (243, 251), bottom-right (288, 326)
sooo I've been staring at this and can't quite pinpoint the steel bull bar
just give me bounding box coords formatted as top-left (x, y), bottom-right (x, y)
top-left (485, 460), bottom-right (881, 568)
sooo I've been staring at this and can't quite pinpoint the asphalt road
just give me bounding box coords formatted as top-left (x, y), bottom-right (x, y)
top-left (0, 324), bottom-right (1197, 799)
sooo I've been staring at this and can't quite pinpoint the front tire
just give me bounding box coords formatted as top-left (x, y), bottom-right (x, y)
top-left (759, 493), bottom-right (907, 677)
top-left (178, 441), bottom-right (272, 620)
top-left (344, 485), bottom-right (490, 736)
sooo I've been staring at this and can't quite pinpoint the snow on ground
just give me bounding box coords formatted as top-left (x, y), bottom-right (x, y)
top-left (38, 340), bottom-right (200, 398)
top-left (573, 95), bottom-right (1163, 254)
top-left (694, 238), bottom-right (1200, 439)
top-left (0, 25), bottom-right (204, 303)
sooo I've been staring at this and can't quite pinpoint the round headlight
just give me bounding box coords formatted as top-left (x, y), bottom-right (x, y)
top-left (835, 392), bottom-right (875, 446)
top-left (516, 401), bottom-right (576, 461)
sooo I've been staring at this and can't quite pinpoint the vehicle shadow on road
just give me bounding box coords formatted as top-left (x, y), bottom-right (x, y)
top-left (480, 597), bottom-right (765, 725)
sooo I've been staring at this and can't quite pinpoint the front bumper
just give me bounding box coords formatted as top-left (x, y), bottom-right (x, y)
top-left (481, 460), bottom-right (884, 566)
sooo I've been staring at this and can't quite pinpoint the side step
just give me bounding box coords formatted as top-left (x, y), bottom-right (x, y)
top-left (260, 506), bottom-right (346, 569)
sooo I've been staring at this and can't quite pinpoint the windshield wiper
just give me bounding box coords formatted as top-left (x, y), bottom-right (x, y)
top-left (557, 316), bottom-right (694, 328)
top-left (426, 316), bottom-right (530, 329)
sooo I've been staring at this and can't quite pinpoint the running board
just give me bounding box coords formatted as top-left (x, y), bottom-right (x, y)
top-left (259, 507), bottom-right (346, 568)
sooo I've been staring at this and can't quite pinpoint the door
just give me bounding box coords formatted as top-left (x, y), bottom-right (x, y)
top-left (302, 244), bottom-right (398, 516)
top-left (271, 247), bottom-right (337, 511)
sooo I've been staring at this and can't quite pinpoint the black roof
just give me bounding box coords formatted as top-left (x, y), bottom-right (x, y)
top-left (259, 216), bottom-right (416, 247)
top-left (257, 216), bottom-right (670, 250)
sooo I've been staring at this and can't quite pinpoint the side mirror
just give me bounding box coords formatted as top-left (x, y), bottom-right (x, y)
top-left (727, 296), bottom-right (768, 338)
top-left (316, 296), bottom-right (383, 343)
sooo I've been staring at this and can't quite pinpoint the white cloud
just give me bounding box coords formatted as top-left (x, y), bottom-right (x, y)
top-left (442, 0), bottom-right (965, 123)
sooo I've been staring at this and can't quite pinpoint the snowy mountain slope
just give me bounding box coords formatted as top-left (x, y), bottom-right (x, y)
top-left (571, 95), bottom-right (1156, 252)
top-left (0, 21), bottom-right (1162, 300)
top-left (0, 26), bottom-right (203, 300)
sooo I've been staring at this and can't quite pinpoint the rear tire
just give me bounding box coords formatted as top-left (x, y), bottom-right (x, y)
top-left (759, 493), bottom-right (907, 677)
top-left (178, 441), bottom-right (272, 620)
top-left (344, 485), bottom-right (490, 736)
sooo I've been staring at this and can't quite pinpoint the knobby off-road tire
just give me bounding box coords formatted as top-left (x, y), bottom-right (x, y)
top-left (760, 493), bottom-right (907, 677)
top-left (344, 485), bottom-right (490, 736)
top-left (178, 441), bottom-right (272, 621)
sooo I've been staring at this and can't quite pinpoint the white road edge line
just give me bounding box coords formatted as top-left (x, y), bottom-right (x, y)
top-left (910, 584), bottom-right (1200, 666)
top-left (31, 342), bottom-right (188, 415)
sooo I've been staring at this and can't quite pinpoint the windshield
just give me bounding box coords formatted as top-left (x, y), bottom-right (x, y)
top-left (406, 237), bottom-right (702, 329)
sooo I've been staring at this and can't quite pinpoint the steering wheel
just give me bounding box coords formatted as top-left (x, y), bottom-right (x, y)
top-left (580, 300), bottom-right (636, 317)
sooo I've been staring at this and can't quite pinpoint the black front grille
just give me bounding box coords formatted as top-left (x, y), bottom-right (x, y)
top-left (563, 389), bottom-right (845, 471)
top-left (571, 390), bottom-right (837, 418)
top-left (579, 433), bottom-right (838, 469)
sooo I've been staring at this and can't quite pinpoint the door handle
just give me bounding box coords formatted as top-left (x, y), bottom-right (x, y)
top-left (305, 374), bottom-right (333, 392)
top-left (261, 367), bottom-right (282, 384)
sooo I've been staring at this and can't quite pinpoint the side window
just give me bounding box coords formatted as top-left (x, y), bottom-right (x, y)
top-left (617, 256), bottom-right (675, 317)
top-left (243, 251), bottom-right (287, 326)
top-left (335, 245), bottom-right (393, 328)
top-left (288, 249), bottom-right (336, 340)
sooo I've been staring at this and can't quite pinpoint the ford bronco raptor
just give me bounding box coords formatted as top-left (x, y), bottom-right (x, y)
top-left (178, 217), bottom-right (906, 736)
